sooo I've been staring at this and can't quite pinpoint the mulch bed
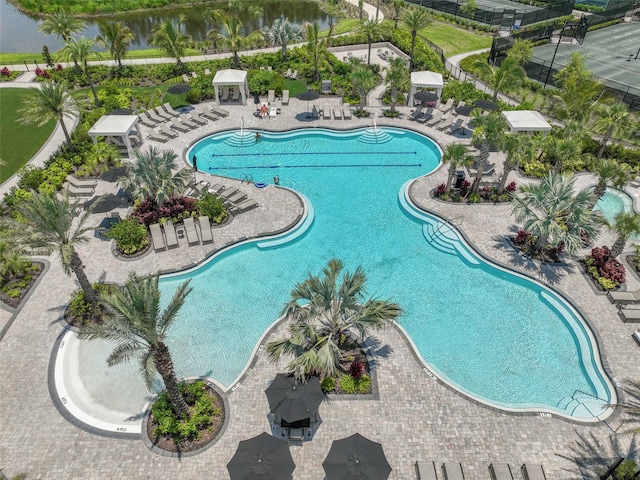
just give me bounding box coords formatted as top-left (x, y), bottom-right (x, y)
top-left (326, 337), bottom-right (372, 395)
top-left (626, 255), bottom-right (640, 281)
top-left (510, 237), bottom-right (563, 264)
top-left (114, 238), bottom-right (151, 259)
top-left (146, 387), bottom-right (225, 454)
top-left (0, 262), bottom-right (44, 309)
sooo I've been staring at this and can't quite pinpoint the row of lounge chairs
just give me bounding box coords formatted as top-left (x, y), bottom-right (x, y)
top-left (209, 184), bottom-right (259, 214)
top-left (284, 68), bottom-right (298, 79)
top-left (318, 104), bottom-right (352, 120)
top-left (416, 461), bottom-right (546, 480)
top-left (607, 289), bottom-right (640, 323)
top-left (145, 104), bottom-right (230, 143)
top-left (63, 174), bottom-right (97, 197)
top-left (220, 86), bottom-right (241, 102)
top-left (149, 216), bottom-right (214, 252)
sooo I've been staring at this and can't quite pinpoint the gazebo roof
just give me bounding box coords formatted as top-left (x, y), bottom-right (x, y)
top-left (410, 71), bottom-right (444, 88)
top-left (88, 115), bottom-right (138, 137)
top-left (502, 110), bottom-right (552, 132)
top-left (212, 69), bottom-right (247, 85)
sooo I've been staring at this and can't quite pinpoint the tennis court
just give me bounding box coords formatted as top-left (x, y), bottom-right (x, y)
top-left (475, 0), bottom-right (542, 11)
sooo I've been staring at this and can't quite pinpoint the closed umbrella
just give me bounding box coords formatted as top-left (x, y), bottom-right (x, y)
top-left (296, 89), bottom-right (320, 118)
top-left (265, 374), bottom-right (324, 424)
top-left (227, 432), bottom-right (295, 480)
top-left (323, 433), bottom-right (392, 480)
top-left (167, 83), bottom-right (191, 94)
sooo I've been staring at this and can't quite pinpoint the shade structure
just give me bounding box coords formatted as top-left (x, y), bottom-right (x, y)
top-left (296, 90), bottom-right (320, 117)
top-left (455, 105), bottom-right (475, 116)
top-left (323, 433), bottom-right (392, 480)
top-left (212, 69), bottom-right (249, 105)
top-left (167, 83), bottom-right (191, 94)
top-left (502, 110), bottom-right (552, 132)
top-left (88, 114), bottom-right (141, 157)
top-left (265, 374), bottom-right (324, 424)
top-left (408, 71), bottom-right (443, 106)
top-left (473, 99), bottom-right (499, 111)
top-left (413, 91), bottom-right (438, 104)
top-left (227, 432), bottom-right (295, 480)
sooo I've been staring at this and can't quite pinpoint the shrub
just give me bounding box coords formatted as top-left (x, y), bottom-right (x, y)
top-left (467, 192), bottom-right (481, 203)
top-left (614, 459), bottom-right (638, 480)
top-left (339, 374), bottom-right (371, 394)
top-left (586, 246), bottom-right (626, 288)
top-left (505, 181), bottom-right (517, 192)
top-left (131, 196), bottom-right (197, 226)
top-left (67, 283), bottom-right (113, 325)
top-left (515, 230), bottom-right (530, 244)
top-left (107, 219), bottom-right (149, 255)
top-left (349, 361), bottom-right (365, 380)
top-left (320, 377), bottom-right (335, 393)
top-left (196, 192), bottom-right (228, 224)
top-left (434, 183), bottom-right (447, 197)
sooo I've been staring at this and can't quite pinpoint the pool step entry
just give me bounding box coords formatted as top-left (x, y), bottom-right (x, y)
top-left (224, 132), bottom-right (256, 148)
top-left (423, 222), bottom-right (480, 265)
top-left (555, 391), bottom-right (609, 418)
top-left (357, 128), bottom-right (393, 145)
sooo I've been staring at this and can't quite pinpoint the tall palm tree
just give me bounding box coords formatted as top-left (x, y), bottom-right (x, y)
top-left (608, 212), bottom-right (640, 259)
top-left (38, 9), bottom-right (84, 42)
top-left (59, 36), bottom-right (101, 107)
top-left (266, 259), bottom-right (402, 380)
top-left (615, 380), bottom-right (640, 436)
top-left (358, 17), bottom-right (383, 65)
top-left (591, 158), bottom-right (629, 208)
top-left (402, 8), bottom-right (430, 71)
top-left (18, 80), bottom-right (76, 152)
top-left (470, 111), bottom-right (507, 193)
top-left (473, 57), bottom-right (525, 101)
top-left (0, 192), bottom-right (97, 304)
top-left (79, 273), bottom-right (193, 418)
top-left (207, 13), bottom-right (263, 68)
top-left (95, 21), bottom-right (135, 69)
top-left (391, 0), bottom-right (405, 28)
top-left (593, 102), bottom-right (636, 158)
top-left (511, 172), bottom-right (602, 256)
top-left (149, 20), bottom-right (190, 68)
top-left (119, 147), bottom-right (191, 205)
top-left (539, 133), bottom-right (582, 174)
top-left (262, 17), bottom-right (303, 61)
top-left (306, 22), bottom-right (334, 82)
top-left (498, 133), bottom-right (533, 194)
top-left (358, 0), bottom-right (364, 21)
top-left (552, 54), bottom-right (603, 124)
top-left (350, 65), bottom-right (378, 113)
top-left (442, 144), bottom-right (474, 194)
top-left (384, 57), bottom-right (410, 114)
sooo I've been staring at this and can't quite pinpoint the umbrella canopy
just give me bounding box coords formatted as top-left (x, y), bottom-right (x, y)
top-left (107, 108), bottom-right (132, 115)
top-left (473, 99), bottom-right (499, 111)
top-left (83, 193), bottom-right (126, 213)
top-left (227, 432), bottom-right (295, 480)
top-left (265, 374), bottom-right (324, 424)
top-left (323, 433), bottom-right (392, 480)
top-left (455, 105), bottom-right (475, 116)
top-left (167, 83), bottom-right (191, 94)
top-left (413, 91), bottom-right (438, 104)
top-left (296, 90), bottom-right (321, 102)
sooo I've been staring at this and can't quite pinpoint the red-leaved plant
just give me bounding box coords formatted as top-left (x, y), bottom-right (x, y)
top-left (0, 67), bottom-right (10, 77)
top-left (434, 183), bottom-right (447, 197)
top-left (131, 196), bottom-right (197, 226)
top-left (506, 181), bottom-right (517, 192)
top-left (515, 230), bottom-right (530, 244)
top-left (349, 361), bottom-right (365, 380)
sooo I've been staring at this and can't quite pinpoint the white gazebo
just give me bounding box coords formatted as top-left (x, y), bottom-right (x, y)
top-left (212, 69), bottom-right (249, 105)
top-left (502, 110), bottom-right (552, 133)
top-left (407, 71), bottom-right (444, 107)
top-left (87, 115), bottom-right (142, 156)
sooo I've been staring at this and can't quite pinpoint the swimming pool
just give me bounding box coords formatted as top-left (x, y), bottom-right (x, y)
top-left (78, 127), bottom-right (614, 420)
top-left (595, 188), bottom-right (635, 224)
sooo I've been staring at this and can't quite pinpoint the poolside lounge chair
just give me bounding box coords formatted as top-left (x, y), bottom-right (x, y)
top-left (66, 174), bottom-right (97, 190)
top-left (448, 118), bottom-right (466, 134)
top-left (607, 288), bottom-right (640, 305)
top-left (189, 110), bottom-right (208, 125)
top-left (439, 97), bottom-right (454, 113)
top-left (209, 183), bottom-right (225, 194)
top-left (198, 216), bottom-right (213, 243)
top-left (521, 464), bottom-right (546, 480)
top-left (191, 71), bottom-right (198, 79)
top-left (63, 182), bottom-right (94, 197)
top-left (163, 220), bottom-right (179, 249)
top-left (183, 217), bottom-right (200, 245)
top-left (199, 106), bottom-right (220, 121)
top-left (454, 100), bottom-right (466, 112)
top-left (162, 102), bottom-right (182, 117)
top-left (619, 308), bottom-right (640, 323)
top-left (179, 114), bottom-right (199, 129)
top-left (158, 123), bottom-right (179, 138)
top-left (333, 106), bottom-right (343, 120)
top-left (323, 106), bottom-right (332, 120)
top-left (424, 110), bottom-right (443, 127)
top-left (226, 191), bottom-right (247, 205)
top-left (442, 462), bottom-right (465, 480)
top-left (204, 68), bottom-right (211, 75)
top-left (220, 86), bottom-right (230, 102)
top-left (230, 199), bottom-right (259, 213)
top-left (436, 116), bottom-right (458, 131)
top-left (232, 88), bottom-right (240, 101)
top-left (268, 90), bottom-right (275, 104)
top-left (415, 461), bottom-right (438, 480)
top-left (147, 131), bottom-right (171, 143)
top-left (489, 463), bottom-right (514, 480)
top-left (220, 187), bottom-right (239, 199)
top-left (138, 112), bottom-right (158, 128)
top-left (211, 105), bottom-right (230, 117)
top-left (282, 90), bottom-right (289, 106)
top-left (182, 73), bottom-right (190, 83)
top-left (146, 109), bottom-right (167, 124)
top-left (342, 104), bottom-right (352, 119)
top-left (269, 107), bottom-right (278, 119)
top-left (154, 106), bottom-right (173, 120)
top-left (416, 108), bottom-right (435, 124)
top-left (169, 118), bottom-right (191, 133)
top-left (409, 105), bottom-right (424, 120)
top-left (149, 223), bottom-right (166, 251)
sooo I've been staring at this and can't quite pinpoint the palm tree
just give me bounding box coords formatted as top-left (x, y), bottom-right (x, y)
top-left (262, 17), bottom-right (303, 61)
top-left (207, 13), bottom-right (263, 68)
top-left (59, 36), bottom-right (101, 107)
top-left (358, 18), bottom-right (383, 64)
top-left (266, 259), bottom-right (402, 380)
top-left (384, 57), bottom-right (410, 114)
top-left (78, 273), bottom-right (193, 418)
top-left (539, 133), bottom-right (582, 174)
top-left (391, 0), bottom-right (405, 28)
top-left (472, 57), bottom-right (525, 101)
top-left (350, 65), bottom-right (378, 113)
top-left (119, 147), bottom-right (191, 205)
top-left (358, 0), bottom-right (364, 21)
top-left (149, 20), bottom-right (190, 68)
top-left (593, 102), bottom-right (636, 158)
top-left (470, 111), bottom-right (507, 193)
top-left (615, 380), bottom-right (640, 436)
top-left (608, 212), bottom-right (640, 259)
top-left (18, 80), bottom-right (76, 152)
top-left (403, 7), bottom-right (430, 71)
top-left (552, 53), bottom-right (603, 123)
top-left (0, 191), bottom-right (97, 304)
top-left (442, 144), bottom-right (474, 194)
top-left (511, 172), bottom-right (602, 256)
top-left (95, 21), bottom-right (135, 69)
top-left (498, 133), bottom-right (533, 194)
top-left (591, 158), bottom-right (629, 208)
top-left (38, 9), bottom-right (84, 42)
top-left (306, 22), bottom-right (334, 82)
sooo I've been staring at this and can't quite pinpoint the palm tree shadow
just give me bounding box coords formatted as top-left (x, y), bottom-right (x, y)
top-left (364, 336), bottom-right (393, 373)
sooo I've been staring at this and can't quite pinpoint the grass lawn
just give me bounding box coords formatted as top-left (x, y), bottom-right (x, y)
top-left (0, 88), bottom-right (56, 183)
top-left (283, 79), bottom-right (308, 96)
top-left (417, 22), bottom-right (492, 57)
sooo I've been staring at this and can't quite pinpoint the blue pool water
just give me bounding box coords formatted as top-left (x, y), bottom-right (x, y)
top-left (155, 127), bottom-right (611, 419)
top-left (595, 188), bottom-right (634, 224)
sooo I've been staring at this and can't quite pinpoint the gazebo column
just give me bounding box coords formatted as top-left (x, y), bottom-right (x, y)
top-left (214, 84), bottom-right (220, 103)
top-left (408, 86), bottom-right (417, 107)
top-left (123, 136), bottom-right (134, 157)
top-left (134, 123), bottom-right (143, 145)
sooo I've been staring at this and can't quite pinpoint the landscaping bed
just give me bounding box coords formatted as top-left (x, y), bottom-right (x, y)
top-left (320, 337), bottom-right (373, 395)
top-left (0, 261), bottom-right (44, 309)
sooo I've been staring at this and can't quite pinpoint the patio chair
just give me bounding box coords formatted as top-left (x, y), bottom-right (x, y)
top-left (146, 109), bottom-right (167, 124)
top-left (204, 68), bottom-right (211, 75)
top-left (424, 110), bottom-right (442, 127)
top-left (230, 199), bottom-right (258, 213)
top-left (342, 104), bottom-right (352, 120)
top-left (333, 106), bottom-right (343, 120)
top-left (311, 105), bottom-right (319, 119)
top-left (198, 216), bottom-right (213, 243)
top-left (149, 223), bottom-right (166, 251)
top-left (147, 131), bottom-right (171, 143)
top-left (138, 111), bottom-right (158, 128)
top-left (448, 118), bottom-right (466, 134)
top-left (63, 182), bottom-right (94, 197)
top-left (189, 110), bottom-right (208, 125)
top-left (455, 100), bottom-right (466, 111)
top-left (409, 105), bottom-right (424, 120)
top-left (220, 187), bottom-right (239, 199)
top-left (209, 183), bottom-right (225, 194)
top-left (268, 90), bottom-right (275, 104)
top-left (439, 97), bottom-right (454, 113)
top-left (179, 114), bottom-right (199, 129)
top-left (169, 118), bottom-right (191, 133)
top-left (158, 123), bottom-right (179, 138)
top-left (153, 106), bottom-right (173, 120)
top-left (282, 89), bottom-right (289, 106)
top-left (619, 308), bottom-right (640, 323)
top-left (220, 86), bottom-right (230, 102)
top-left (607, 288), bottom-right (640, 305)
top-left (182, 73), bottom-right (190, 83)
top-left (226, 191), bottom-right (247, 205)
top-left (415, 461), bottom-right (438, 480)
top-left (163, 220), bottom-right (179, 249)
top-left (183, 217), bottom-right (200, 245)
top-left (66, 174), bottom-right (97, 190)
top-left (521, 464), bottom-right (546, 480)
top-left (416, 108), bottom-right (435, 124)
top-left (199, 106), bottom-right (220, 121)
top-left (436, 116), bottom-right (457, 131)
top-left (162, 102), bottom-right (182, 117)
top-left (211, 105), bottom-right (230, 117)
top-left (269, 107), bottom-right (278, 119)
top-left (191, 71), bottom-right (198, 79)
top-left (442, 462), bottom-right (465, 480)
top-left (489, 463), bottom-right (514, 480)
top-left (323, 106), bottom-right (332, 120)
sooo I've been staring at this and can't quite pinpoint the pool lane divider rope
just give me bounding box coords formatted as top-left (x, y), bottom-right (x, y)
top-left (209, 163), bottom-right (422, 170)
top-left (212, 151), bottom-right (417, 157)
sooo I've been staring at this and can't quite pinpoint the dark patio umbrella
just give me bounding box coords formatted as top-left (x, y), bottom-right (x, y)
top-left (473, 99), bottom-right (499, 111)
top-left (83, 193), bottom-right (126, 213)
top-left (227, 432), bottom-right (295, 480)
top-left (167, 83), bottom-right (191, 94)
top-left (455, 105), bottom-right (475, 116)
top-left (253, 93), bottom-right (261, 105)
top-left (265, 374), bottom-right (324, 424)
top-left (296, 89), bottom-right (320, 118)
top-left (323, 433), bottom-right (392, 480)
top-left (413, 91), bottom-right (438, 104)
top-left (107, 108), bottom-right (132, 115)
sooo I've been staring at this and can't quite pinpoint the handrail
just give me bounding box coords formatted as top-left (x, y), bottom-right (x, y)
top-left (241, 173), bottom-right (254, 184)
top-left (569, 389), bottom-right (617, 432)
top-left (431, 215), bottom-right (464, 241)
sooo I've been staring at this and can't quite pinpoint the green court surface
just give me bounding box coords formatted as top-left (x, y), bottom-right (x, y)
top-left (475, 0), bottom-right (542, 11)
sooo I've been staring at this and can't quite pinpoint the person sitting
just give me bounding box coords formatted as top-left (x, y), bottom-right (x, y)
top-left (260, 104), bottom-right (268, 118)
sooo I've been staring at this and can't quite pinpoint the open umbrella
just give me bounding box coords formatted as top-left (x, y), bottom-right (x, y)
top-left (323, 433), bottom-right (392, 480)
top-left (265, 374), bottom-right (324, 424)
top-left (296, 89), bottom-right (320, 118)
top-left (455, 105), bottom-right (475, 116)
top-left (167, 83), bottom-right (191, 95)
top-left (413, 91), bottom-right (438, 104)
top-left (473, 99), bottom-right (499, 111)
top-left (83, 193), bottom-right (126, 213)
top-left (227, 432), bottom-right (295, 480)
